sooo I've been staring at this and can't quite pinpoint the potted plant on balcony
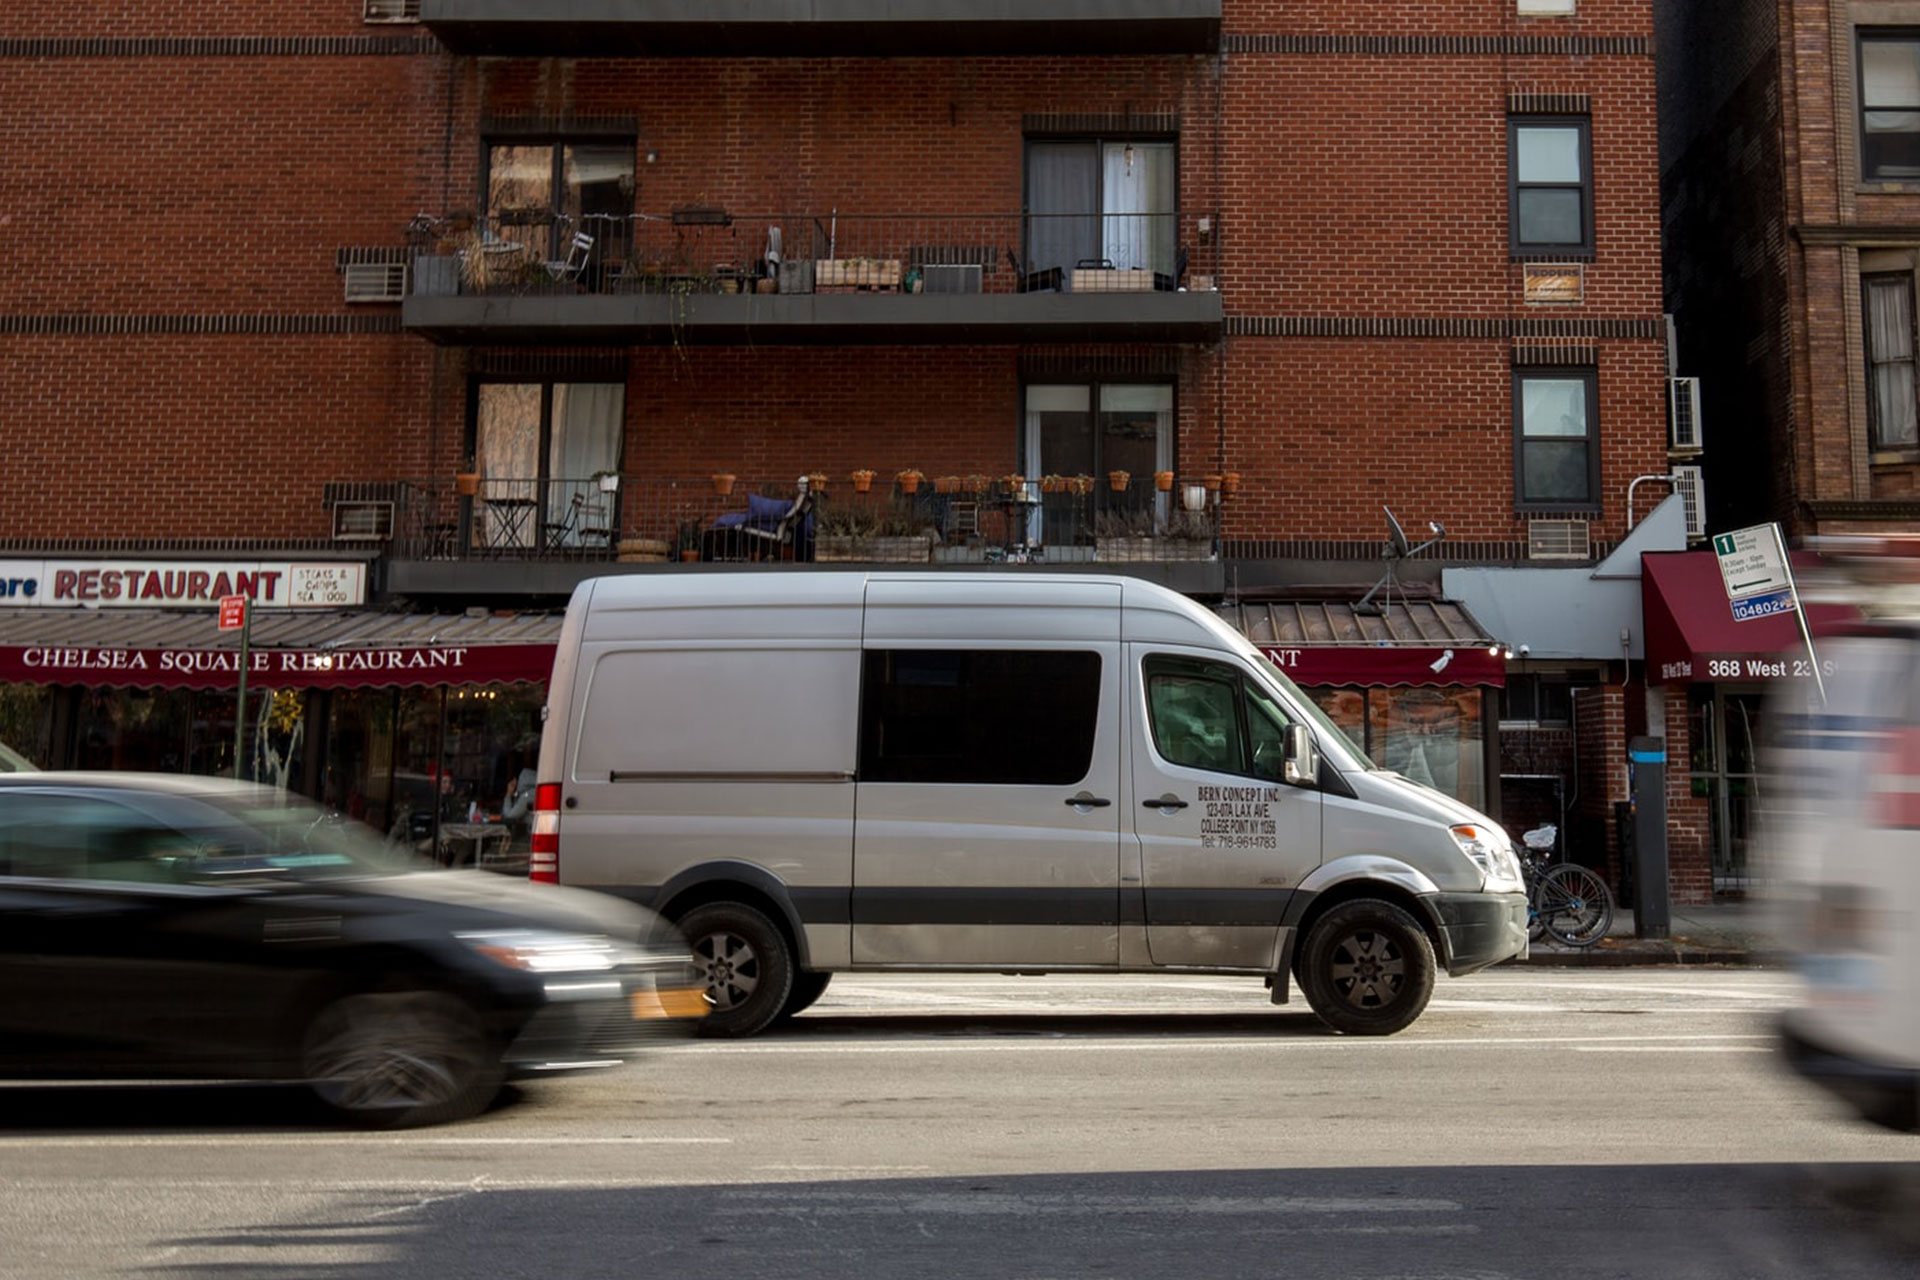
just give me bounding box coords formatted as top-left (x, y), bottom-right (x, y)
top-left (593, 469), bottom-right (621, 494)
top-left (814, 508), bottom-right (879, 562)
top-left (1155, 469), bottom-right (1176, 492)
top-left (455, 459), bottom-right (480, 497)
top-left (851, 468), bottom-right (877, 493)
top-left (675, 519), bottom-right (704, 563)
top-left (712, 472), bottom-right (737, 496)
top-left (896, 468), bottom-right (925, 495)
top-left (1107, 470), bottom-right (1130, 493)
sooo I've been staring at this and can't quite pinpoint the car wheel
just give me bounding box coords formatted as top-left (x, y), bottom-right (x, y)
top-left (1297, 899), bottom-right (1435, 1036)
top-left (778, 971), bottom-right (832, 1021)
top-left (680, 901), bottom-right (794, 1039)
top-left (301, 991), bottom-right (503, 1128)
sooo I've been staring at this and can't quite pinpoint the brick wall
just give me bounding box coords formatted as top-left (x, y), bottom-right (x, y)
top-left (1663, 690), bottom-right (1715, 904)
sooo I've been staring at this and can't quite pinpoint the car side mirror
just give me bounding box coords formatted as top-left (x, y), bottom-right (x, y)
top-left (1283, 724), bottom-right (1319, 787)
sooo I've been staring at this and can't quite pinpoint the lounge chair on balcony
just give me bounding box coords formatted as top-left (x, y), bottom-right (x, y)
top-left (705, 483), bottom-right (816, 562)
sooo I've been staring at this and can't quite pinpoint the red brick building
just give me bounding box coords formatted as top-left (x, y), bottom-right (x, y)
top-left (0, 2), bottom-right (1679, 885)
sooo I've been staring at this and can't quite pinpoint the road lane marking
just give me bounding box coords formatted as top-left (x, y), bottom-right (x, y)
top-left (667, 1032), bottom-right (1775, 1055)
top-left (1573, 1045), bottom-right (1775, 1053)
top-left (0, 1135), bottom-right (731, 1149)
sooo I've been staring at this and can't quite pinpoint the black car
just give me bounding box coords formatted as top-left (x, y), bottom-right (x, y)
top-left (0, 774), bottom-right (703, 1127)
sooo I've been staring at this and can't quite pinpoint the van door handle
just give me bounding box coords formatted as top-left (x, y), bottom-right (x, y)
top-left (1064, 792), bottom-right (1112, 809)
top-left (1142, 795), bottom-right (1189, 811)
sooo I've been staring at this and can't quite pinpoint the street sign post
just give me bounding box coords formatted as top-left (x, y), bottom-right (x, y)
top-left (218, 595), bottom-right (251, 778)
top-left (1711, 523), bottom-right (1824, 703)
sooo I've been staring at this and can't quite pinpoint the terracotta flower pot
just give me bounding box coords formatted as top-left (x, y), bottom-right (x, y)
top-left (454, 472), bottom-right (480, 497)
top-left (712, 473), bottom-right (736, 496)
top-left (898, 473), bottom-right (923, 494)
top-left (1220, 472), bottom-right (1241, 495)
top-left (1154, 470), bottom-right (1175, 492)
top-left (1108, 470), bottom-right (1130, 493)
top-left (1203, 474), bottom-right (1223, 492)
top-left (851, 470), bottom-right (876, 493)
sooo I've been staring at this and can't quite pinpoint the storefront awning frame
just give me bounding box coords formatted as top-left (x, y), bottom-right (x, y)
top-left (1218, 596), bottom-right (1505, 687)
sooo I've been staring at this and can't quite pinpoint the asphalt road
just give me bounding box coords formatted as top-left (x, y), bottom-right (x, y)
top-left (4, 968), bottom-right (1919, 1279)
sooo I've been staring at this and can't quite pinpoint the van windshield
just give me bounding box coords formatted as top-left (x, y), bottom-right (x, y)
top-left (1250, 651), bottom-right (1375, 768)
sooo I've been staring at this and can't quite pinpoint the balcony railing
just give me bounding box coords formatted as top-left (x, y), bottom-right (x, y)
top-left (406, 210), bottom-right (1218, 299)
top-left (380, 473), bottom-right (1227, 566)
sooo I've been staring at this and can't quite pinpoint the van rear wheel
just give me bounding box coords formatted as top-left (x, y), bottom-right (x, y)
top-left (679, 901), bottom-right (794, 1039)
top-left (1297, 899), bottom-right (1434, 1036)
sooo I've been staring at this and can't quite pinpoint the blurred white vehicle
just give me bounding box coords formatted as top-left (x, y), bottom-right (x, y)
top-left (1771, 539), bottom-right (1920, 1130)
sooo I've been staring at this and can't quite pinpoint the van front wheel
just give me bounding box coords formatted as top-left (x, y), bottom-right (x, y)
top-left (1297, 899), bottom-right (1435, 1036)
top-left (679, 901), bottom-right (794, 1039)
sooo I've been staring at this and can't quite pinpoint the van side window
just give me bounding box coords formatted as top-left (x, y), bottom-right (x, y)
top-left (0, 792), bottom-right (185, 882)
top-left (860, 649), bottom-right (1101, 785)
top-left (1145, 655), bottom-right (1295, 781)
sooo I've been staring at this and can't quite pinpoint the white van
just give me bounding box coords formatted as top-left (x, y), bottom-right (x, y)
top-left (1768, 543), bottom-right (1920, 1129)
top-left (532, 572), bottom-right (1528, 1037)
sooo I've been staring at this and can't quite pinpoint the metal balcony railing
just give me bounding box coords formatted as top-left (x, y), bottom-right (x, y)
top-left (379, 473), bottom-right (1229, 565)
top-left (404, 211), bottom-right (1219, 299)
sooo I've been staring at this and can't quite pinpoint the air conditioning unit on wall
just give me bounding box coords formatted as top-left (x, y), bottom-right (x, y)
top-left (1672, 465), bottom-right (1707, 540)
top-left (1527, 518), bottom-right (1591, 560)
top-left (344, 263), bottom-right (409, 303)
top-left (1668, 376), bottom-right (1702, 455)
top-left (363, 0), bottom-right (420, 21)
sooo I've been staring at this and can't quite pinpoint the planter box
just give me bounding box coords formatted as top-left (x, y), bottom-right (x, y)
top-left (815, 258), bottom-right (902, 291)
top-left (816, 534), bottom-right (932, 563)
top-left (1096, 536), bottom-right (1213, 562)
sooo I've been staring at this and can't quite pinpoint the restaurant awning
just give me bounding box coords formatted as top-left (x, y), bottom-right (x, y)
top-left (0, 607), bottom-right (562, 690)
top-left (1217, 596), bottom-right (1505, 687)
top-left (1641, 551), bottom-right (1855, 685)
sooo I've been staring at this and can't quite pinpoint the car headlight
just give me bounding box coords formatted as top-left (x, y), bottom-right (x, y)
top-left (1449, 824), bottom-right (1524, 892)
top-left (458, 930), bottom-right (643, 974)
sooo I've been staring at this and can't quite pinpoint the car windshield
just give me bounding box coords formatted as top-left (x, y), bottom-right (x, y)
top-left (163, 793), bottom-right (428, 882)
top-left (1249, 650), bottom-right (1376, 768)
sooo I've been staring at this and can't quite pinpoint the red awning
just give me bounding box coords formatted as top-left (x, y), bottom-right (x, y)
top-left (1641, 551), bottom-right (1855, 685)
top-left (0, 608), bottom-right (561, 690)
top-left (1220, 597), bottom-right (1505, 687)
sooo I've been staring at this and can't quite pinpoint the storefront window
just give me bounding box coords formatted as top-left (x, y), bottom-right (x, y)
top-left (0, 684), bottom-right (55, 766)
top-left (76, 687), bottom-right (194, 773)
top-left (1304, 685), bottom-right (1487, 809)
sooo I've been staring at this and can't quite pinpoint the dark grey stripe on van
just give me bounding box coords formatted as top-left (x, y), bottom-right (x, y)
top-left (1140, 888), bottom-right (1294, 928)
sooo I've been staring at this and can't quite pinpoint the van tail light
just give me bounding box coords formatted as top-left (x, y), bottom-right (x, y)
top-left (529, 782), bottom-right (563, 883)
top-left (1873, 729), bottom-right (1920, 829)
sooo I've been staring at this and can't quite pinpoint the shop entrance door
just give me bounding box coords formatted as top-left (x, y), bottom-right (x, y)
top-left (1686, 688), bottom-right (1765, 891)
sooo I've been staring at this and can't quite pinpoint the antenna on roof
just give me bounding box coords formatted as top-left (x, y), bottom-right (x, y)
top-left (1355, 505), bottom-right (1446, 616)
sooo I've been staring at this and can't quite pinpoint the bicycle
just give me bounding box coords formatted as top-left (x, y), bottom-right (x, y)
top-left (1516, 824), bottom-right (1615, 948)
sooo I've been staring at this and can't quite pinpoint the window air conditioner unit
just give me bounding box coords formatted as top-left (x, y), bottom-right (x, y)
top-left (344, 263), bottom-right (409, 303)
top-left (331, 501), bottom-right (395, 542)
top-left (1673, 465), bottom-right (1707, 540)
top-left (363, 0), bottom-right (420, 21)
top-left (921, 263), bottom-right (983, 294)
top-left (1527, 518), bottom-right (1591, 561)
top-left (1668, 376), bottom-right (1702, 456)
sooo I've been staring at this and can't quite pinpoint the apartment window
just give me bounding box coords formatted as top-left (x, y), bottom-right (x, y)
top-left (1509, 118), bottom-right (1593, 255)
top-left (1866, 271), bottom-right (1920, 448)
top-left (1514, 368), bottom-right (1600, 510)
top-left (1025, 139), bottom-right (1176, 280)
top-left (483, 138), bottom-right (634, 271)
top-left (1860, 33), bottom-right (1920, 180)
top-left (468, 380), bottom-right (625, 549)
top-left (1022, 381), bottom-right (1174, 541)
top-left (859, 650), bottom-right (1102, 785)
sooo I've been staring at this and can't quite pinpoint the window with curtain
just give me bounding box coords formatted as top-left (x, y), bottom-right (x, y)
top-left (1508, 118), bottom-right (1592, 255)
top-left (471, 380), bottom-right (625, 549)
top-left (484, 138), bottom-right (635, 278)
top-left (1861, 34), bottom-right (1920, 180)
top-left (1513, 368), bottom-right (1599, 509)
top-left (1866, 272), bottom-right (1920, 449)
top-left (1024, 382), bottom-right (1174, 540)
top-left (1025, 139), bottom-right (1176, 280)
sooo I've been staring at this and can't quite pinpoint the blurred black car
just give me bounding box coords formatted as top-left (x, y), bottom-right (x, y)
top-left (0, 773), bottom-right (703, 1127)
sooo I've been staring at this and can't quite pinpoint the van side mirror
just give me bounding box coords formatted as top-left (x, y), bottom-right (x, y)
top-left (1282, 724), bottom-right (1319, 786)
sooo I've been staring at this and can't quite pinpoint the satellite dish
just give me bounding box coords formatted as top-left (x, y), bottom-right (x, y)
top-left (1385, 506), bottom-right (1411, 558)
top-left (1357, 505), bottom-right (1448, 615)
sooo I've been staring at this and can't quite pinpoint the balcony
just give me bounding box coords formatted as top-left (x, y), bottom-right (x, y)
top-left (368, 472), bottom-right (1233, 596)
top-left (400, 210), bottom-right (1223, 347)
top-left (416, 1), bottom-right (1222, 59)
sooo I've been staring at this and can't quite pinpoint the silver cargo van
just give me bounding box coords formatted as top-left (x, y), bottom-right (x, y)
top-left (532, 572), bottom-right (1528, 1037)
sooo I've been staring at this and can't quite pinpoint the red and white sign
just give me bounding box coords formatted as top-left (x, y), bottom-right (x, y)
top-left (0, 559), bottom-right (367, 609)
top-left (217, 595), bottom-right (247, 631)
top-left (0, 643), bottom-right (557, 690)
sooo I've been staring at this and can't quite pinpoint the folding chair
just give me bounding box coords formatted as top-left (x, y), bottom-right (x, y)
top-left (543, 231), bottom-right (594, 282)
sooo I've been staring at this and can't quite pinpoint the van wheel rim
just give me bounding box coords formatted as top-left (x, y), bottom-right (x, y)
top-left (1326, 929), bottom-right (1406, 1009)
top-left (693, 929), bottom-right (761, 1012)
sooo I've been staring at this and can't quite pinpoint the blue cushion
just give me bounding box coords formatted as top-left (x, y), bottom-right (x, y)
top-left (746, 492), bottom-right (791, 527)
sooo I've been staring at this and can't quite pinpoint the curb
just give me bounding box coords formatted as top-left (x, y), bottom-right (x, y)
top-left (1506, 945), bottom-right (1788, 968)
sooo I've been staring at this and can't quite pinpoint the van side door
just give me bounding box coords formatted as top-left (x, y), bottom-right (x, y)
top-left (852, 581), bottom-right (1124, 967)
top-left (1128, 648), bottom-right (1323, 969)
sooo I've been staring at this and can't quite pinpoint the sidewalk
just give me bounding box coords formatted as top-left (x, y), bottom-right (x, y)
top-left (1511, 900), bottom-right (1786, 967)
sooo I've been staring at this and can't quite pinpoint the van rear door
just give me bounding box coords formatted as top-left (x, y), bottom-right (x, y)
top-left (851, 579), bottom-right (1124, 967)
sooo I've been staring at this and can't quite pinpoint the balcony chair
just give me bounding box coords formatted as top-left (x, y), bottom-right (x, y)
top-left (545, 492), bottom-right (614, 552)
top-left (543, 231), bottom-right (594, 283)
top-left (705, 483), bottom-right (817, 562)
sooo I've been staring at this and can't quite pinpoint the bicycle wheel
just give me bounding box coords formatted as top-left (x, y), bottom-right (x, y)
top-left (1537, 864), bottom-right (1614, 947)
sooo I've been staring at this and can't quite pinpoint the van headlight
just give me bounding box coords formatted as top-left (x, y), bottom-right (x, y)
top-left (1449, 824), bottom-right (1524, 892)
